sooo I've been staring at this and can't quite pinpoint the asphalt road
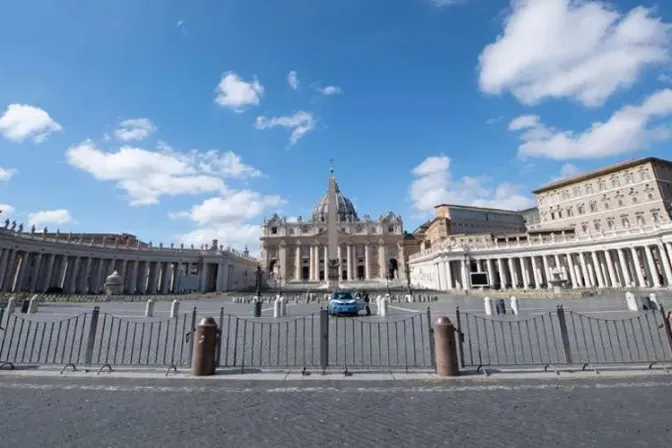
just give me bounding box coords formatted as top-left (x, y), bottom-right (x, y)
top-left (1, 375), bottom-right (671, 447)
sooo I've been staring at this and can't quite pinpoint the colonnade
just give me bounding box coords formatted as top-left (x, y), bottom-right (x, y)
top-left (412, 239), bottom-right (672, 291)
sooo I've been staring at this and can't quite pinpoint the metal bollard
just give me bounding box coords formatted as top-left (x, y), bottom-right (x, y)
top-left (510, 296), bottom-right (519, 315)
top-left (273, 299), bottom-right (282, 318)
top-left (380, 297), bottom-right (388, 317)
top-left (191, 317), bottom-right (218, 376)
top-left (170, 299), bottom-right (180, 318)
top-left (484, 297), bottom-right (493, 316)
top-left (28, 295), bottom-right (39, 314)
top-left (145, 299), bottom-right (155, 318)
top-left (6, 296), bottom-right (16, 317)
top-left (433, 316), bottom-right (460, 377)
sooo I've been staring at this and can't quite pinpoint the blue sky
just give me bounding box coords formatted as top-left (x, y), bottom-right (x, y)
top-left (1, 0), bottom-right (672, 254)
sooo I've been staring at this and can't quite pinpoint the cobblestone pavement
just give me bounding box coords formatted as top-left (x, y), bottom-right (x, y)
top-left (1, 376), bottom-right (671, 447)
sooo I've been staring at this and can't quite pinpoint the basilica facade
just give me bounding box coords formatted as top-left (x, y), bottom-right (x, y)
top-left (260, 174), bottom-right (405, 286)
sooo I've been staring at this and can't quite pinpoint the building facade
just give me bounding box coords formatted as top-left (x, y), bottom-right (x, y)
top-left (260, 174), bottom-right (405, 285)
top-left (0, 223), bottom-right (258, 295)
top-left (410, 156), bottom-right (672, 292)
top-left (533, 157), bottom-right (672, 234)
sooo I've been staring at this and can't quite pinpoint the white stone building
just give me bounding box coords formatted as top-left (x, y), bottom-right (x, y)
top-left (0, 222), bottom-right (258, 294)
top-left (260, 171), bottom-right (405, 287)
top-left (410, 156), bottom-right (672, 292)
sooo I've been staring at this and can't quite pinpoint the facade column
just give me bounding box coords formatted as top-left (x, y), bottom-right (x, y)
top-left (644, 245), bottom-right (661, 288)
top-left (591, 252), bottom-right (605, 289)
top-left (604, 250), bottom-right (619, 288)
top-left (618, 249), bottom-right (632, 287)
top-left (542, 255), bottom-right (551, 289)
top-left (80, 257), bottom-right (93, 293)
top-left (657, 243), bottom-right (672, 288)
top-left (520, 257), bottom-right (530, 289)
top-left (42, 253), bottom-right (56, 292)
top-left (578, 253), bottom-right (590, 288)
top-left (531, 256), bottom-right (542, 289)
top-left (364, 244), bottom-right (371, 280)
top-left (129, 260), bottom-right (138, 294)
top-left (630, 247), bottom-right (646, 288)
top-left (279, 242), bottom-right (287, 284)
top-left (460, 259), bottom-right (469, 291)
top-left (378, 243), bottom-right (386, 280)
top-left (486, 259), bottom-right (495, 289)
top-left (445, 260), bottom-right (453, 289)
top-left (161, 262), bottom-right (172, 293)
top-left (29, 252), bottom-right (43, 292)
top-left (295, 244), bottom-right (301, 281)
top-left (308, 246), bottom-right (314, 281)
top-left (437, 260), bottom-right (445, 290)
top-left (507, 258), bottom-right (517, 289)
top-left (13, 252), bottom-right (29, 292)
top-left (67, 256), bottom-right (81, 293)
top-left (565, 253), bottom-right (578, 288)
top-left (0, 248), bottom-right (10, 290)
top-left (323, 246), bottom-right (328, 280)
top-left (346, 244), bottom-right (353, 281)
top-left (497, 258), bottom-right (506, 290)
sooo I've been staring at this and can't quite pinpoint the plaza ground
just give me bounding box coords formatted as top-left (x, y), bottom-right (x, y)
top-left (0, 373), bottom-right (671, 447)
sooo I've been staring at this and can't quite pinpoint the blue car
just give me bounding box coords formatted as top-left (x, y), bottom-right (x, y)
top-left (328, 290), bottom-right (366, 316)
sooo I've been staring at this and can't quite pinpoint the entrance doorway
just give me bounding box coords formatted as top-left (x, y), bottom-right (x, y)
top-left (302, 266), bottom-right (309, 280)
top-left (388, 258), bottom-right (398, 279)
top-left (357, 265), bottom-right (365, 280)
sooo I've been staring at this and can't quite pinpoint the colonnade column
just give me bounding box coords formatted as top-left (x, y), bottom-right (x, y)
top-left (657, 243), bottom-right (672, 288)
top-left (295, 244), bottom-right (301, 281)
top-left (591, 252), bottom-right (605, 289)
top-left (364, 244), bottom-right (371, 280)
top-left (630, 247), bottom-right (646, 287)
top-left (604, 250), bottom-right (619, 288)
top-left (644, 245), bottom-right (661, 288)
top-left (497, 258), bottom-right (505, 290)
top-left (445, 260), bottom-right (453, 289)
top-left (346, 244), bottom-right (353, 281)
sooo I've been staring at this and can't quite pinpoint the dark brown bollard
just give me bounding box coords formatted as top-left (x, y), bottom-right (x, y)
top-left (191, 317), bottom-right (218, 376)
top-left (434, 316), bottom-right (459, 377)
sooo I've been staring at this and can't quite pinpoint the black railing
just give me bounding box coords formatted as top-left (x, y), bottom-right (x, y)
top-left (456, 305), bottom-right (672, 372)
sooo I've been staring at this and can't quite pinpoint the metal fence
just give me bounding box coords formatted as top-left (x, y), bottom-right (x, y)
top-left (0, 306), bottom-right (197, 372)
top-left (0, 306), bottom-right (434, 373)
top-left (456, 306), bottom-right (672, 372)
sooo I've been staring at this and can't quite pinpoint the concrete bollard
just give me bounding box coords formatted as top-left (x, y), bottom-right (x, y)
top-left (625, 292), bottom-right (638, 311)
top-left (6, 296), bottom-right (17, 316)
top-left (484, 297), bottom-right (493, 316)
top-left (145, 299), bottom-right (155, 318)
top-left (191, 317), bottom-right (218, 376)
top-left (375, 295), bottom-right (382, 314)
top-left (170, 300), bottom-right (180, 318)
top-left (433, 316), bottom-right (460, 377)
top-left (273, 299), bottom-right (282, 318)
top-left (281, 297), bottom-right (288, 316)
top-left (649, 293), bottom-right (660, 311)
top-left (28, 295), bottom-right (39, 314)
top-left (510, 296), bottom-right (519, 315)
top-left (380, 297), bottom-right (388, 317)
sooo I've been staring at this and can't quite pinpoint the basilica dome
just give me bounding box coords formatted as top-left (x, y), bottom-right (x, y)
top-left (312, 182), bottom-right (358, 222)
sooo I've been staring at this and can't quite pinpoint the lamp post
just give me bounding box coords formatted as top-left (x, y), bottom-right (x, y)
top-left (404, 254), bottom-right (412, 296)
top-left (385, 272), bottom-right (391, 296)
top-left (277, 265), bottom-right (283, 297)
top-left (253, 265), bottom-right (263, 317)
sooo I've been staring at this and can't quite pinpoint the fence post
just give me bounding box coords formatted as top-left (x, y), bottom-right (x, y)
top-left (187, 307), bottom-right (197, 366)
top-left (556, 305), bottom-right (573, 365)
top-left (84, 306), bottom-right (100, 365)
top-left (216, 307), bottom-right (224, 368)
top-left (426, 307), bottom-right (435, 368)
top-left (660, 306), bottom-right (672, 359)
top-left (319, 309), bottom-right (329, 373)
top-left (455, 307), bottom-right (465, 368)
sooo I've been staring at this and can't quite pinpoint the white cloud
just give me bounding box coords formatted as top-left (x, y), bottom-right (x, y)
top-left (485, 116), bottom-right (503, 125)
top-left (27, 209), bottom-right (72, 227)
top-left (0, 204), bottom-right (15, 218)
top-left (288, 71), bottom-right (299, 90)
top-left (559, 163), bottom-right (580, 179)
top-left (0, 104), bottom-right (62, 143)
top-left (214, 71), bottom-right (264, 112)
top-left (171, 190), bottom-right (286, 253)
top-left (255, 111), bottom-right (316, 144)
top-left (318, 86), bottom-right (343, 96)
top-left (65, 140), bottom-right (263, 206)
top-left (114, 118), bottom-right (157, 141)
top-left (478, 1), bottom-right (672, 107)
top-left (410, 155), bottom-right (535, 214)
top-left (659, 73), bottom-right (672, 83)
top-left (510, 89), bottom-right (672, 160)
top-left (426, 0), bottom-right (462, 7)
top-left (0, 167), bottom-right (16, 181)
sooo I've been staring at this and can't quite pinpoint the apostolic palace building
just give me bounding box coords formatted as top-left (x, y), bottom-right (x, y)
top-left (1, 156), bottom-right (672, 295)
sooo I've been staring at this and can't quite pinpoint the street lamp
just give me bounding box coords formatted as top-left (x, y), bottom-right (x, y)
top-left (255, 265), bottom-right (263, 299)
top-left (277, 265), bottom-right (283, 297)
top-left (404, 254), bottom-right (412, 296)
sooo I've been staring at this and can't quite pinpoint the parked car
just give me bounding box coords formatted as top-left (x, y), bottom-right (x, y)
top-left (328, 290), bottom-right (366, 316)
